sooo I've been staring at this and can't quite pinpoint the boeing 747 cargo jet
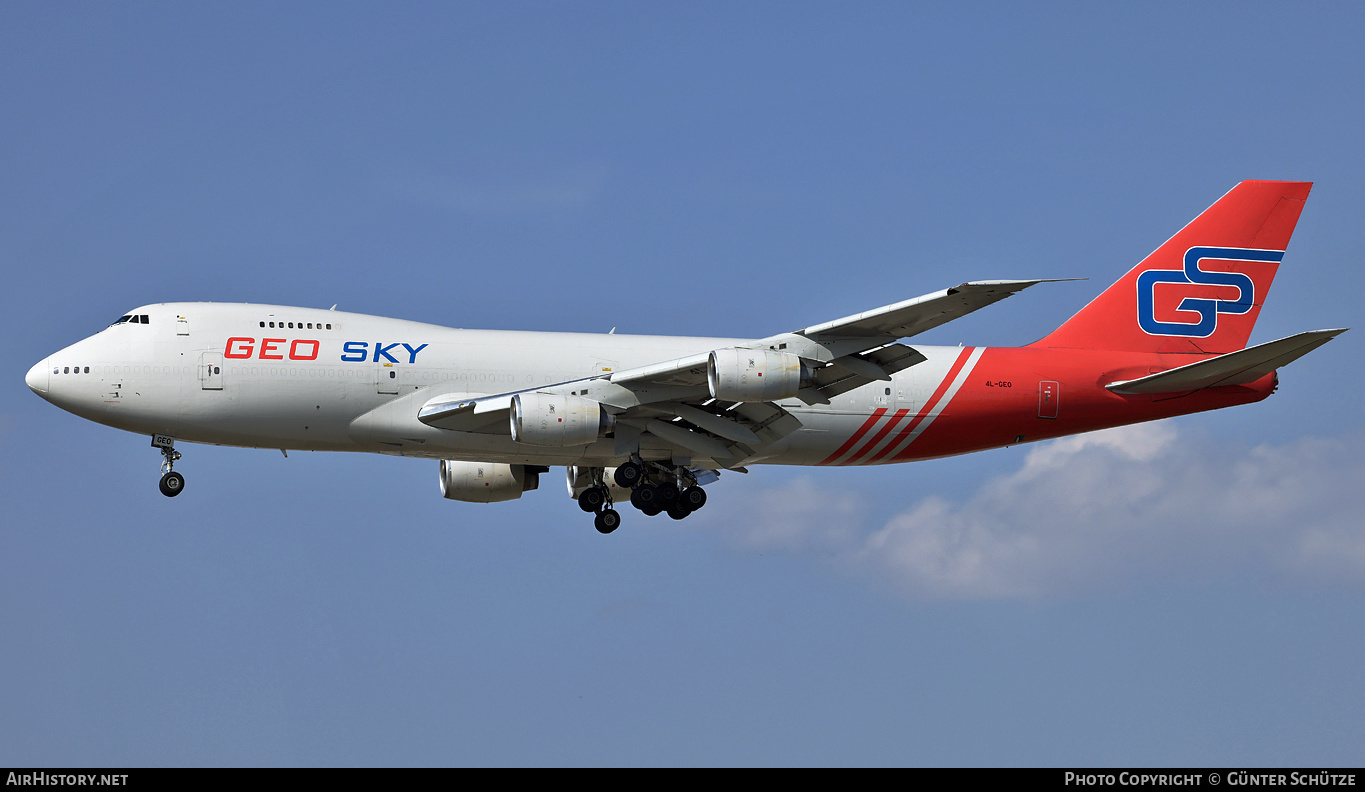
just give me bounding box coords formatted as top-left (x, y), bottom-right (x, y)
top-left (25, 181), bottom-right (1344, 533)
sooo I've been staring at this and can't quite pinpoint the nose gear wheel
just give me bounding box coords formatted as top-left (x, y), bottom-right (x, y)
top-left (152, 436), bottom-right (185, 498)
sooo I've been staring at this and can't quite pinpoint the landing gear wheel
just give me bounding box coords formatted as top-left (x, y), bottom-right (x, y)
top-left (632, 484), bottom-right (659, 512)
top-left (159, 471), bottom-right (185, 498)
top-left (578, 487), bottom-right (607, 513)
top-left (666, 504), bottom-right (690, 520)
top-left (658, 485), bottom-right (679, 508)
top-left (680, 486), bottom-right (707, 512)
top-left (153, 436), bottom-right (183, 497)
top-left (594, 508), bottom-right (621, 534)
top-left (613, 461), bottom-right (643, 488)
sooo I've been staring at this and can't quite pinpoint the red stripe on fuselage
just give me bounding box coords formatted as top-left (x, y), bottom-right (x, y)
top-left (842, 408), bottom-right (911, 465)
top-left (884, 345), bottom-right (1278, 464)
top-left (861, 346), bottom-right (975, 464)
top-left (817, 408), bottom-right (888, 466)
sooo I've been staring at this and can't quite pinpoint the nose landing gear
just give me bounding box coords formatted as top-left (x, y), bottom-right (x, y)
top-left (152, 435), bottom-right (185, 498)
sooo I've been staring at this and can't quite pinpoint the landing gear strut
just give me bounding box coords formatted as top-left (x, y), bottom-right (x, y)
top-left (152, 435), bottom-right (185, 498)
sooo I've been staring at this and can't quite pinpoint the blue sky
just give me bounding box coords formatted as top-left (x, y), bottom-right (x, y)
top-left (2, 3), bottom-right (1363, 766)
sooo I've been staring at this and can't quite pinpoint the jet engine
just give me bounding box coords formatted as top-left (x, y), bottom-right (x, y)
top-left (566, 465), bottom-right (632, 499)
top-left (707, 348), bottom-right (815, 402)
top-left (439, 460), bottom-right (542, 503)
top-left (510, 392), bottom-right (615, 446)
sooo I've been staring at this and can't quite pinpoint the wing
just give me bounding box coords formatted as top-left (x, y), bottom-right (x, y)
top-left (604, 279), bottom-right (1060, 394)
top-left (418, 279), bottom-right (1058, 465)
top-left (793, 279), bottom-right (1065, 340)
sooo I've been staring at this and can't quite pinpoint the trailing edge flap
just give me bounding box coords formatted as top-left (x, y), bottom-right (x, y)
top-left (1105, 329), bottom-right (1347, 395)
top-left (802, 344), bottom-right (926, 403)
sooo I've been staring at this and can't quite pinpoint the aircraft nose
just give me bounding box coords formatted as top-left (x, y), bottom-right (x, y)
top-left (26, 358), bottom-right (49, 395)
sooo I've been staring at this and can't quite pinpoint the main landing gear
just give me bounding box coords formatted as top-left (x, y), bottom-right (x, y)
top-left (576, 468), bottom-right (622, 534)
top-left (575, 459), bottom-right (708, 534)
top-left (621, 459), bottom-right (707, 521)
top-left (152, 435), bottom-right (185, 498)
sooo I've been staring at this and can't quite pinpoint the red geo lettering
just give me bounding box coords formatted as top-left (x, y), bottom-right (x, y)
top-left (224, 337), bottom-right (255, 359)
top-left (290, 339), bottom-right (319, 360)
top-left (259, 338), bottom-right (286, 360)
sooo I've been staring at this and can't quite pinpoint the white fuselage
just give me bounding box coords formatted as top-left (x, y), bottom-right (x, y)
top-left (25, 302), bottom-right (971, 468)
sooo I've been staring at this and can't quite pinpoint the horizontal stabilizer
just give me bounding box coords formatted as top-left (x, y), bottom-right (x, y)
top-left (1105, 329), bottom-right (1347, 395)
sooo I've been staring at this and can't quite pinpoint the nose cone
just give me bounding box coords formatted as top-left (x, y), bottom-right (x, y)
top-left (26, 359), bottom-right (49, 395)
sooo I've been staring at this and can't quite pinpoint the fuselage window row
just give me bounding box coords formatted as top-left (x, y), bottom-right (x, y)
top-left (52, 363), bottom-right (517, 384)
top-left (258, 321), bottom-right (333, 330)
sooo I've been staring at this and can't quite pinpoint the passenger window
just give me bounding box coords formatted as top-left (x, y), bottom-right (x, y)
top-left (259, 322), bottom-right (265, 327)
top-left (63, 367), bottom-right (69, 373)
top-left (214, 366), bottom-right (220, 375)
top-left (288, 322), bottom-right (294, 329)
top-left (270, 322), bottom-right (276, 328)
top-left (307, 323), bottom-right (313, 329)
top-left (326, 324), bottom-right (332, 330)
top-left (84, 367), bottom-right (90, 374)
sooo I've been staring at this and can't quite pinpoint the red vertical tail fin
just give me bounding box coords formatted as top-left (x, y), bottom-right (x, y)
top-left (1032, 181), bottom-right (1312, 354)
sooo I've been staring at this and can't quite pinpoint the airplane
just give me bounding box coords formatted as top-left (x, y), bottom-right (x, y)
top-left (24, 180), bottom-right (1345, 534)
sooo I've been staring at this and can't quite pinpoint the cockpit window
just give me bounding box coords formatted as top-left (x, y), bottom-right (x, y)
top-left (111, 315), bottom-right (132, 325)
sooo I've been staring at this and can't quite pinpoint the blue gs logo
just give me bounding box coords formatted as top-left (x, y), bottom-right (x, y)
top-left (1137, 247), bottom-right (1283, 337)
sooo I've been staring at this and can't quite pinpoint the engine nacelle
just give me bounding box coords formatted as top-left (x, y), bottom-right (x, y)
top-left (439, 460), bottom-right (540, 503)
top-left (511, 392), bottom-right (615, 446)
top-left (708, 348), bottom-right (814, 402)
top-left (566, 466), bottom-right (632, 499)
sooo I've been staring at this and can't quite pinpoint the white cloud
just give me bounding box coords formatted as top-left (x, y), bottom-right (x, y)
top-left (714, 423), bottom-right (1365, 599)
top-left (724, 476), bottom-right (866, 553)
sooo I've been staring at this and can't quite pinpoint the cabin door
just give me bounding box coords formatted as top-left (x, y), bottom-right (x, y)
top-left (1038, 381), bottom-right (1059, 419)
